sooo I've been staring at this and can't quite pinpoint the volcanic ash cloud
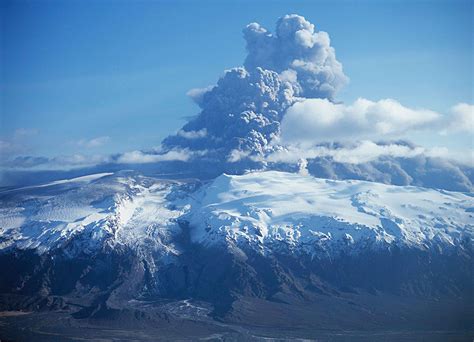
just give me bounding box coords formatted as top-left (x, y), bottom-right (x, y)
top-left (162, 14), bottom-right (347, 162)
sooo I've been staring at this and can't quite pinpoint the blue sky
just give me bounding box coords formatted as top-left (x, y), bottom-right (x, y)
top-left (1, 0), bottom-right (472, 159)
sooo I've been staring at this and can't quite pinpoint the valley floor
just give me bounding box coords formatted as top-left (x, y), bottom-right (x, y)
top-left (0, 310), bottom-right (472, 341)
top-left (0, 295), bottom-right (472, 341)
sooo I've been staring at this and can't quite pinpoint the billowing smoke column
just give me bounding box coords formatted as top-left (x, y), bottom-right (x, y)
top-left (162, 14), bottom-right (347, 166)
top-left (162, 68), bottom-right (294, 162)
top-left (158, 14), bottom-right (473, 191)
top-left (243, 14), bottom-right (348, 99)
top-left (3, 14), bottom-right (471, 192)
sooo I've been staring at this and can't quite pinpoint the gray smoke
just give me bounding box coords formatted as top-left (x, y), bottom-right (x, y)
top-left (162, 67), bottom-right (294, 161)
top-left (162, 14), bottom-right (348, 162)
top-left (3, 15), bottom-right (472, 193)
top-left (243, 14), bottom-right (348, 100)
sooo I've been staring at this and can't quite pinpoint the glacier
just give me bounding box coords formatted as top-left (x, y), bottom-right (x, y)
top-left (186, 171), bottom-right (473, 255)
top-left (0, 171), bottom-right (185, 258)
top-left (1, 170), bottom-right (471, 258)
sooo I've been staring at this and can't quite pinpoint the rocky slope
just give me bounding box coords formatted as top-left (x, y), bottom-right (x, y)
top-left (0, 171), bottom-right (472, 328)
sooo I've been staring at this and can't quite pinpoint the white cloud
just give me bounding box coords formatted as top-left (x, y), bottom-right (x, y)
top-left (227, 149), bottom-right (250, 163)
top-left (186, 86), bottom-right (214, 107)
top-left (2, 145), bottom-right (211, 170)
top-left (77, 136), bottom-right (110, 148)
top-left (116, 149), bottom-right (193, 164)
top-left (266, 141), bottom-right (423, 164)
top-left (177, 128), bottom-right (207, 139)
top-left (265, 140), bottom-right (473, 166)
top-left (54, 154), bottom-right (111, 167)
top-left (280, 98), bottom-right (440, 145)
top-left (441, 103), bottom-right (474, 134)
top-left (423, 146), bottom-right (474, 166)
top-left (5, 154), bottom-right (112, 170)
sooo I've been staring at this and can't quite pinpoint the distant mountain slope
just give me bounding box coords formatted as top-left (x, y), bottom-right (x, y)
top-left (0, 171), bottom-right (185, 257)
top-left (0, 171), bottom-right (472, 334)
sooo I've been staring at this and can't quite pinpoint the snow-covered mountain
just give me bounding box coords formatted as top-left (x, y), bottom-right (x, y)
top-left (186, 171), bottom-right (473, 255)
top-left (0, 170), bottom-right (472, 338)
top-left (0, 172), bottom-right (184, 257)
top-left (2, 171), bottom-right (471, 259)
